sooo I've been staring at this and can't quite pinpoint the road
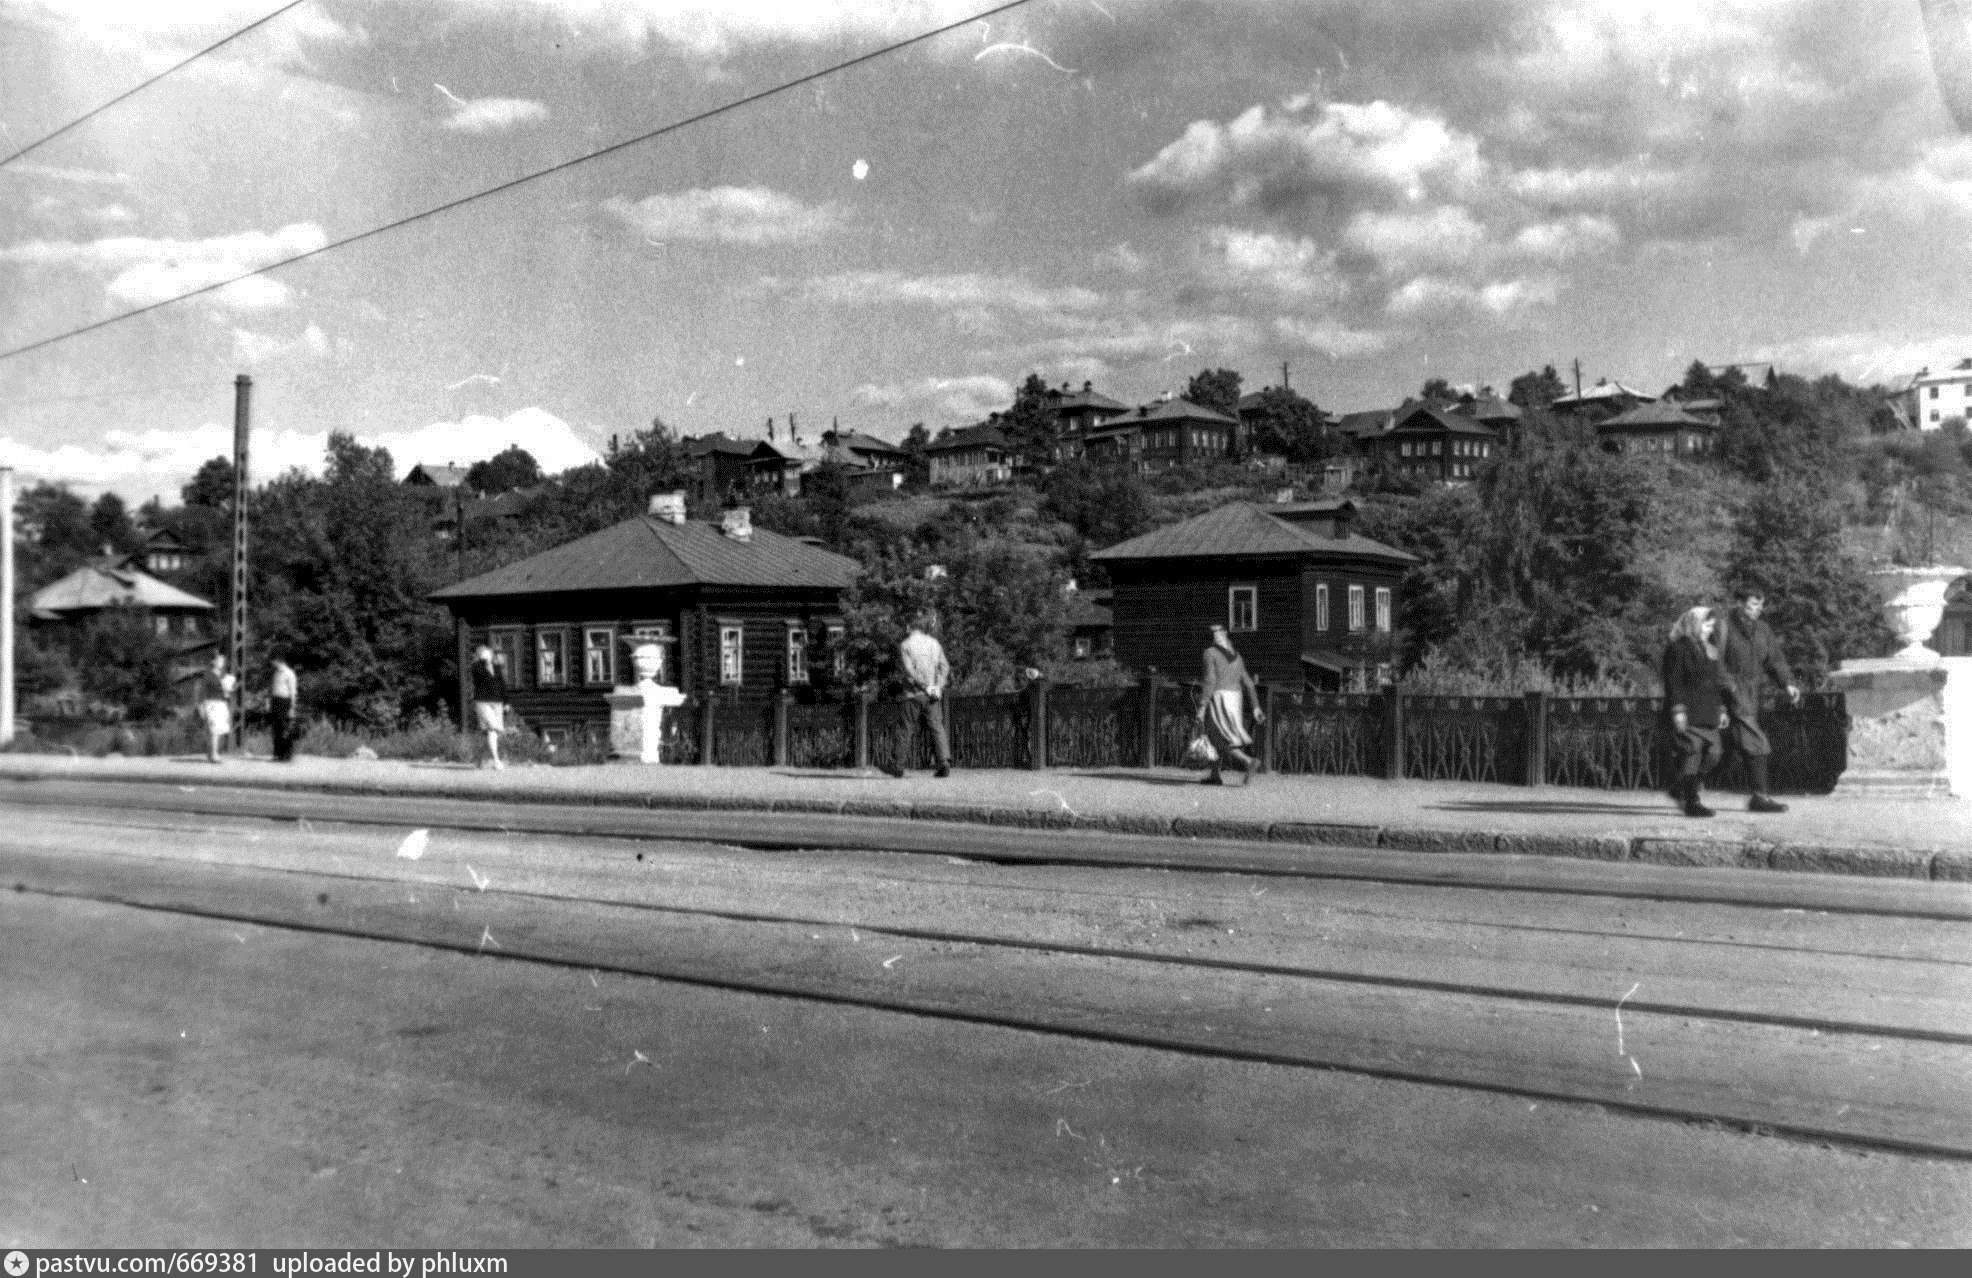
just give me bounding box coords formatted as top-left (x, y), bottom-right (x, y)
top-left (2, 784), bottom-right (1968, 1246)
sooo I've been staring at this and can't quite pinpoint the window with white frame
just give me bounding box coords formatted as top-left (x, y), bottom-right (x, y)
top-left (1073, 635), bottom-right (1092, 660)
top-left (825, 624), bottom-right (846, 678)
top-left (719, 624), bottom-right (744, 685)
top-left (1315, 583), bottom-right (1329, 631)
top-left (536, 627), bottom-right (569, 687)
top-left (489, 628), bottom-right (523, 683)
top-left (1348, 584), bottom-right (1365, 632)
top-left (583, 625), bottom-right (615, 685)
top-left (1228, 584), bottom-right (1258, 632)
top-left (1375, 587), bottom-right (1392, 632)
top-left (786, 624), bottom-right (809, 684)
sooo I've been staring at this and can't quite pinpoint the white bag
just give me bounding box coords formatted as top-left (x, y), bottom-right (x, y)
top-left (1183, 732), bottom-right (1219, 769)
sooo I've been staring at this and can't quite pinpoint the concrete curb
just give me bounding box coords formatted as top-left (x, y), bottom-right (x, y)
top-left (0, 761), bottom-right (1958, 882)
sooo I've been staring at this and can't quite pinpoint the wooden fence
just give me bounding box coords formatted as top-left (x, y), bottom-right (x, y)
top-left (656, 681), bottom-right (1848, 794)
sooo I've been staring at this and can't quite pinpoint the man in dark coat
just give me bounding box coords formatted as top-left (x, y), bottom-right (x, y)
top-left (1720, 590), bottom-right (1801, 813)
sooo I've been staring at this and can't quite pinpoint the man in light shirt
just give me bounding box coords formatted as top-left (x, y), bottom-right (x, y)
top-left (889, 611), bottom-right (952, 778)
top-left (269, 655), bottom-right (299, 762)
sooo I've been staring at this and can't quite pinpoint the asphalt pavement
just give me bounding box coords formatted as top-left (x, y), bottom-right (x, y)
top-left (2, 750), bottom-right (1967, 878)
top-left (5, 801), bottom-right (1968, 1246)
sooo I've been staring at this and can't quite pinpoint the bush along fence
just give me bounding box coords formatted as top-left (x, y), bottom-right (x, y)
top-left (650, 682), bottom-right (1849, 796)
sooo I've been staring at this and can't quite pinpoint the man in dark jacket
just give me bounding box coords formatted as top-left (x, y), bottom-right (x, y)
top-left (1720, 590), bottom-right (1801, 813)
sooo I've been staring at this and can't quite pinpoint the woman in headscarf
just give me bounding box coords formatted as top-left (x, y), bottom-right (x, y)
top-left (1662, 605), bottom-right (1734, 818)
top-left (1197, 623), bottom-right (1264, 786)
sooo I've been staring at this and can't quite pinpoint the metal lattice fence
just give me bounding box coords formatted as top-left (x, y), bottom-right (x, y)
top-left (1271, 693), bottom-right (1385, 777)
top-left (1047, 686), bottom-right (1142, 769)
top-left (1405, 695), bottom-right (1527, 785)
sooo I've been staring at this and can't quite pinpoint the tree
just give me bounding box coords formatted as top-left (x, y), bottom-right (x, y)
top-left (1240, 385), bottom-right (1332, 464)
top-left (900, 422), bottom-right (932, 489)
top-left (1040, 459), bottom-right (1154, 548)
top-left (997, 372), bottom-right (1058, 471)
top-left (182, 456), bottom-right (236, 509)
top-left (1507, 366), bottom-right (1568, 411)
top-left (1184, 368), bottom-right (1242, 420)
top-left (1724, 477), bottom-right (1895, 683)
top-left (465, 445), bottom-right (542, 496)
top-left (14, 483), bottom-right (94, 591)
top-left (89, 492), bottom-right (138, 557)
top-left (1419, 377), bottom-right (1462, 406)
top-left (72, 603), bottom-right (176, 720)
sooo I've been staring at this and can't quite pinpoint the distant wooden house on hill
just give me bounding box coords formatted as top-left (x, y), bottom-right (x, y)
top-left (819, 428), bottom-right (908, 497)
top-left (29, 553), bottom-right (219, 686)
top-left (683, 433), bottom-right (791, 505)
top-left (1548, 378), bottom-right (1656, 424)
top-left (1092, 498), bottom-right (1416, 693)
top-left (926, 421), bottom-right (1016, 488)
top-left (1596, 399), bottom-right (1720, 457)
top-left (404, 462), bottom-right (473, 491)
top-left (1369, 401), bottom-right (1498, 484)
top-left (1048, 381), bottom-right (1130, 462)
top-left (1083, 397), bottom-right (1239, 472)
top-left (429, 495), bottom-right (859, 747)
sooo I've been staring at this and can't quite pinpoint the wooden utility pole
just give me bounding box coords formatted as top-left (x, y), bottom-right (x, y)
top-left (1572, 358), bottom-right (1583, 399)
top-left (228, 374), bottom-right (251, 745)
top-left (1280, 361), bottom-right (1291, 392)
top-left (1, 465), bottom-right (13, 746)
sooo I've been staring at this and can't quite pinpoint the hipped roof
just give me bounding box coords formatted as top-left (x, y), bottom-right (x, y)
top-left (1599, 401), bottom-right (1719, 430)
top-left (30, 560), bottom-right (216, 617)
top-left (430, 513), bottom-right (859, 602)
top-left (1092, 501), bottom-right (1416, 566)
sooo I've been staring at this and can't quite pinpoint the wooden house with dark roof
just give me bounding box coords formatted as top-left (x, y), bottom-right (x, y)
top-left (1370, 401), bottom-right (1498, 483)
top-left (683, 433), bottom-right (791, 504)
top-left (29, 554), bottom-right (219, 681)
top-left (819, 428), bottom-right (908, 497)
top-left (1092, 498), bottom-right (1417, 692)
top-left (1548, 378), bottom-right (1656, 424)
top-left (1048, 381), bottom-right (1131, 462)
top-left (926, 421), bottom-right (1015, 488)
top-left (1083, 397), bottom-right (1239, 472)
top-left (429, 496), bottom-right (860, 746)
top-left (1596, 399), bottom-right (1719, 457)
top-left (404, 462), bottom-right (473, 491)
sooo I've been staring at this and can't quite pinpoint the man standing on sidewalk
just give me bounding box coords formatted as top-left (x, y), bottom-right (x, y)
top-left (1720, 588), bottom-right (1801, 813)
top-left (888, 612), bottom-right (952, 778)
top-left (269, 655), bottom-right (299, 762)
top-left (469, 644), bottom-right (508, 771)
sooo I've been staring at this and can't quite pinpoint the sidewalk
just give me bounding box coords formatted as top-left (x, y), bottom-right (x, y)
top-left (3, 750), bottom-right (1967, 880)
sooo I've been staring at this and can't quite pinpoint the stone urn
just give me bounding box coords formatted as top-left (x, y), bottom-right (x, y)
top-left (1826, 565), bottom-right (1972, 798)
top-left (1870, 565), bottom-right (1967, 664)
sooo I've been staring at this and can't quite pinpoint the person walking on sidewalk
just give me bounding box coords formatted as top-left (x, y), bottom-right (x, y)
top-left (194, 651), bottom-right (236, 764)
top-left (1720, 588), bottom-right (1801, 814)
top-left (1197, 623), bottom-right (1263, 786)
top-left (469, 644), bottom-right (508, 770)
top-left (888, 612), bottom-right (952, 778)
top-left (269, 655), bottom-right (299, 763)
top-left (1662, 605), bottom-right (1733, 818)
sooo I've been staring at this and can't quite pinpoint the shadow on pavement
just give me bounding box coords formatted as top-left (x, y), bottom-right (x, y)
top-left (1058, 769), bottom-right (1212, 788)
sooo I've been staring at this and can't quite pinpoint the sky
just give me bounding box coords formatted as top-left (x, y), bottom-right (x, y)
top-left (2, 0), bottom-right (1971, 505)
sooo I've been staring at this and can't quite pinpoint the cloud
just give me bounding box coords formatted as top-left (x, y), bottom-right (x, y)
top-left (1129, 97), bottom-right (1487, 214)
top-left (451, 0), bottom-right (994, 61)
top-left (1272, 316), bottom-right (1389, 359)
top-left (5, 162), bottom-right (132, 185)
top-left (0, 406), bottom-right (600, 501)
top-left (1205, 227), bottom-right (1344, 299)
top-left (1738, 330), bottom-right (1972, 386)
top-left (1340, 206), bottom-right (1490, 276)
top-left (16, 1), bottom-right (365, 79)
top-left (231, 321), bottom-right (330, 365)
top-left (439, 94), bottom-right (550, 134)
top-left (781, 270), bottom-right (1107, 320)
top-left (1384, 274), bottom-right (1559, 320)
top-left (850, 374), bottom-right (1013, 422)
top-left (0, 222), bottom-right (326, 311)
top-left (604, 187), bottom-right (847, 245)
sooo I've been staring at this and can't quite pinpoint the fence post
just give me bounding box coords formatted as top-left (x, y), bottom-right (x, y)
top-left (1384, 685), bottom-right (1405, 780)
top-left (1140, 673), bottom-right (1162, 769)
top-left (853, 690), bottom-right (871, 771)
top-left (1259, 684), bottom-right (1276, 774)
top-left (1523, 690), bottom-right (1548, 787)
top-left (1027, 678), bottom-right (1048, 770)
top-left (700, 692), bottom-right (716, 767)
top-left (774, 689), bottom-right (791, 767)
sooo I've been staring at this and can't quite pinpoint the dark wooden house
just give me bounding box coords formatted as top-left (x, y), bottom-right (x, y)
top-left (1596, 399), bottom-right (1719, 457)
top-left (683, 434), bottom-right (790, 505)
top-left (1049, 381), bottom-right (1130, 462)
top-left (1370, 401), bottom-right (1497, 483)
top-left (1547, 378), bottom-right (1655, 424)
top-left (429, 500), bottom-right (859, 747)
top-left (1083, 397), bottom-right (1239, 472)
top-left (1092, 498), bottom-right (1416, 692)
top-left (926, 422), bottom-right (1015, 488)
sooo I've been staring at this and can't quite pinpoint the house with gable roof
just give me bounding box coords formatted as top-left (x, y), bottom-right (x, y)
top-left (1083, 396), bottom-right (1240, 472)
top-left (1368, 401), bottom-right (1499, 484)
top-left (1093, 497), bottom-right (1416, 692)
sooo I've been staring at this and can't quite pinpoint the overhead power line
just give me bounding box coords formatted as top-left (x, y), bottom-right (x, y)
top-left (0, 379), bottom-right (217, 409)
top-left (0, 0), bottom-right (1039, 368)
top-left (0, 2), bottom-right (309, 169)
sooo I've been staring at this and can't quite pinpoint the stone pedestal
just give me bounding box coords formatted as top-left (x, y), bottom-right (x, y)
top-left (1826, 566), bottom-right (1970, 798)
top-left (607, 643), bottom-right (687, 764)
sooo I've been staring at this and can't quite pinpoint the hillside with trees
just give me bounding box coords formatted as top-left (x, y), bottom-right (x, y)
top-left (8, 358), bottom-right (1945, 728)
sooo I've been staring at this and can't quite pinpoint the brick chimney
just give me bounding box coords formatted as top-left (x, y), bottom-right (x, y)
top-left (720, 507), bottom-right (752, 542)
top-left (648, 491), bottom-right (687, 524)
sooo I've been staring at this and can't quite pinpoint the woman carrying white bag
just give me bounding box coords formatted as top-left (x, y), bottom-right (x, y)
top-left (1194, 622), bottom-right (1263, 786)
